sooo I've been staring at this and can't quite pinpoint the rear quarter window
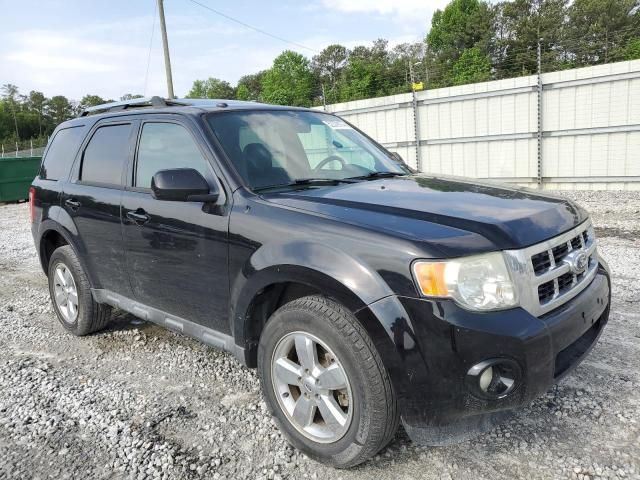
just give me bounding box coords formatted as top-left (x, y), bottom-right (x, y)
top-left (40, 126), bottom-right (85, 181)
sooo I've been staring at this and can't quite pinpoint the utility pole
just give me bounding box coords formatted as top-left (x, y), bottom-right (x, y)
top-left (536, 39), bottom-right (543, 188)
top-left (409, 61), bottom-right (423, 171)
top-left (157, 0), bottom-right (175, 99)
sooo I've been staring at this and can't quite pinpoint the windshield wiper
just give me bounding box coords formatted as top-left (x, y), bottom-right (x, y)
top-left (346, 171), bottom-right (408, 180)
top-left (253, 177), bottom-right (358, 193)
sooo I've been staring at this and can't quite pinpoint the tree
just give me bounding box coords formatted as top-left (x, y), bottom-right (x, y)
top-left (79, 95), bottom-right (107, 110)
top-left (339, 40), bottom-right (394, 101)
top-left (493, 0), bottom-right (569, 77)
top-left (186, 78), bottom-right (235, 99)
top-left (1, 84), bottom-right (20, 140)
top-left (626, 38), bottom-right (640, 59)
top-left (426, 0), bottom-right (493, 86)
top-left (388, 42), bottom-right (426, 91)
top-left (567, 0), bottom-right (640, 65)
top-left (452, 47), bottom-right (492, 84)
top-left (47, 96), bottom-right (74, 125)
top-left (312, 44), bottom-right (348, 103)
top-left (236, 71), bottom-right (266, 101)
top-left (27, 91), bottom-right (47, 136)
top-left (261, 51), bottom-right (315, 106)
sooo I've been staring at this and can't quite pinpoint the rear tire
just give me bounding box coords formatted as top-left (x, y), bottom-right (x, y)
top-left (258, 295), bottom-right (398, 468)
top-left (48, 245), bottom-right (111, 336)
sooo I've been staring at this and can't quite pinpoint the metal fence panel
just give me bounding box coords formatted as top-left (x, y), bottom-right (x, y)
top-left (318, 59), bottom-right (640, 190)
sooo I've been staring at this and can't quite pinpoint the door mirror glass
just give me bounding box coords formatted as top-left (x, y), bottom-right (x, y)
top-left (151, 168), bottom-right (219, 202)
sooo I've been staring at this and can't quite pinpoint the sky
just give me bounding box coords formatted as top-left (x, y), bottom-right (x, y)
top-left (0, 0), bottom-right (449, 101)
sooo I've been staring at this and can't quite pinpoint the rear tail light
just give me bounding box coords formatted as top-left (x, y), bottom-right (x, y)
top-left (29, 187), bottom-right (36, 223)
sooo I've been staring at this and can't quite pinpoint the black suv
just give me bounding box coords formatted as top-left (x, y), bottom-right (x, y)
top-left (30, 97), bottom-right (610, 468)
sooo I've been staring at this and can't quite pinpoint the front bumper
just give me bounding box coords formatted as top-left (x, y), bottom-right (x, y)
top-left (357, 264), bottom-right (610, 440)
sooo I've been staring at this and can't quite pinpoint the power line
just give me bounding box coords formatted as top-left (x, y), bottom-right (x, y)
top-left (185, 0), bottom-right (319, 54)
top-left (143, 0), bottom-right (157, 96)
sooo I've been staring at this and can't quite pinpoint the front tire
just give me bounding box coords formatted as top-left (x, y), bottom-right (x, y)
top-left (48, 245), bottom-right (111, 336)
top-left (258, 296), bottom-right (398, 468)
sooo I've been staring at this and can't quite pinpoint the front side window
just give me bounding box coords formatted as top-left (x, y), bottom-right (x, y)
top-left (135, 123), bottom-right (211, 189)
top-left (207, 110), bottom-right (407, 190)
top-left (41, 126), bottom-right (85, 180)
top-left (81, 124), bottom-right (132, 186)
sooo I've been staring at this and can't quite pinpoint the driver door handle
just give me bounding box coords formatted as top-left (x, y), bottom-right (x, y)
top-left (65, 198), bottom-right (81, 210)
top-left (126, 209), bottom-right (149, 225)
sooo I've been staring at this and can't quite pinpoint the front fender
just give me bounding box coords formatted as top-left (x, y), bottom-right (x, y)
top-left (231, 240), bottom-right (395, 343)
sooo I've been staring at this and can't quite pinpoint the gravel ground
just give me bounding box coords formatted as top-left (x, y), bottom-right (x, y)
top-left (0, 190), bottom-right (638, 480)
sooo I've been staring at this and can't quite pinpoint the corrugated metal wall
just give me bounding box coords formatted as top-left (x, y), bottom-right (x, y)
top-left (319, 60), bottom-right (640, 190)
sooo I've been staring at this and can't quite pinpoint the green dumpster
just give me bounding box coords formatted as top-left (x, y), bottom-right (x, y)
top-left (0, 156), bottom-right (42, 202)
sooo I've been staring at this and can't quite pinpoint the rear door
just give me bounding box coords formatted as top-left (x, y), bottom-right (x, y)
top-left (62, 119), bottom-right (136, 297)
top-left (121, 116), bottom-right (230, 332)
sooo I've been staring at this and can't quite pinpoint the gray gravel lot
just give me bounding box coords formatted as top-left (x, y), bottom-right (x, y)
top-left (0, 190), bottom-right (638, 480)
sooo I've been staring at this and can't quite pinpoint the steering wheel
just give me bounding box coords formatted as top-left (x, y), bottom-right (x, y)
top-left (313, 155), bottom-right (346, 172)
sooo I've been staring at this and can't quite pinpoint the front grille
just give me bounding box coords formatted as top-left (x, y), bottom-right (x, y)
top-left (532, 251), bottom-right (552, 274)
top-left (534, 231), bottom-right (586, 276)
top-left (504, 221), bottom-right (598, 317)
top-left (530, 224), bottom-right (597, 307)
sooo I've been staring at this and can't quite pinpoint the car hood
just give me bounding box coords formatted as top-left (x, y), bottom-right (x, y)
top-left (262, 175), bottom-right (588, 255)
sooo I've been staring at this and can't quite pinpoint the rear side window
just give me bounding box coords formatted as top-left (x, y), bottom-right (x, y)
top-left (81, 124), bottom-right (132, 186)
top-left (41, 126), bottom-right (85, 180)
top-left (135, 122), bottom-right (210, 189)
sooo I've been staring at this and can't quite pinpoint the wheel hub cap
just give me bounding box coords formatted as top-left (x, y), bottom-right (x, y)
top-left (271, 331), bottom-right (353, 443)
top-left (53, 263), bottom-right (79, 324)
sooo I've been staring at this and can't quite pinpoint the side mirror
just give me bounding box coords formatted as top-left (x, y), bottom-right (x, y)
top-left (151, 168), bottom-right (219, 202)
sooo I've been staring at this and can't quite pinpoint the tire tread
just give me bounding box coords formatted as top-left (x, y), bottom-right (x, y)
top-left (272, 295), bottom-right (399, 467)
top-left (48, 245), bottom-right (111, 336)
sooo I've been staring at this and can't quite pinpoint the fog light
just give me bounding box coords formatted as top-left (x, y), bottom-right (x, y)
top-left (465, 359), bottom-right (521, 399)
top-left (479, 366), bottom-right (493, 392)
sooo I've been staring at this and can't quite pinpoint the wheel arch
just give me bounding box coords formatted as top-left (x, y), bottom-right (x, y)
top-left (234, 265), bottom-right (372, 367)
top-left (37, 220), bottom-right (96, 287)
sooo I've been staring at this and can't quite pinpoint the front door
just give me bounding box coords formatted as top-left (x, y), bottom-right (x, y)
top-left (121, 119), bottom-right (230, 332)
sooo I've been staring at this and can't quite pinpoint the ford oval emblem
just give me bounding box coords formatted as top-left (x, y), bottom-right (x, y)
top-left (565, 250), bottom-right (588, 274)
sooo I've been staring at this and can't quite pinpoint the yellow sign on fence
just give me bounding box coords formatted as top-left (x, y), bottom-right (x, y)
top-left (412, 82), bottom-right (424, 91)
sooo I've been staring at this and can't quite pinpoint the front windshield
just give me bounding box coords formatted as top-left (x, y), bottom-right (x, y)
top-left (207, 110), bottom-right (408, 191)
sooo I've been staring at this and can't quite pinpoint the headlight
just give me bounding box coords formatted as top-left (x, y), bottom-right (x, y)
top-left (412, 252), bottom-right (518, 311)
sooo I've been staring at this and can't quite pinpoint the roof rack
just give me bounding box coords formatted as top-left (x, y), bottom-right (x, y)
top-left (79, 96), bottom-right (190, 117)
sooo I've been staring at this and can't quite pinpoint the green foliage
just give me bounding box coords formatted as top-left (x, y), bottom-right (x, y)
top-left (79, 95), bottom-right (108, 109)
top-left (452, 47), bottom-right (492, 84)
top-left (626, 38), bottom-right (640, 59)
top-left (567, 0), bottom-right (640, 64)
top-left (235, 84), bottom-right (251, 101)
top-left (426, 0), bottom-right (493, 86)
top-left (312, 44), bottom-right (349, 103)
top-left (186, 77), bottom-right (235, 99)
top-left (236, 71), bottom-right (266, 101)
top-left (0, 85), bottom-right (76, 149)
top-left (262, 51), bottom-right (315, 106)
top-left (48, 96), bottom-right (74, 125)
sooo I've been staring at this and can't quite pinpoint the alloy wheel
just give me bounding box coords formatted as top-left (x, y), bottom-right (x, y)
top-left (53, 263), bottom-right (79, 324)
top-left (271, 331), bottom-right (353, 443)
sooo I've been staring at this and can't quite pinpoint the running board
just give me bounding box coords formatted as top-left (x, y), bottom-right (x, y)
top-left (91, 289), bottom-right (246, 365)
